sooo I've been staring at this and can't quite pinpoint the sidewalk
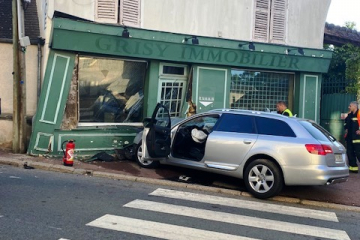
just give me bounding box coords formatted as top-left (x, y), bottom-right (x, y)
top-left (1, 150), bottom-right (360, 212)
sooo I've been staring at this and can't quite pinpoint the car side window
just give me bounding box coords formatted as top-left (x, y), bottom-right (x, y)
top-left (255, 117), bottom-right (296, 137)
top-left (216, 114), bottom-right (255, 134)
top-left (182, 115), bottom-right (219, 133)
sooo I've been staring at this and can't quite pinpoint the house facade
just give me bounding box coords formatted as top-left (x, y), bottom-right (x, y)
top-left (26, 0), bottom-right (333, 157)
top-left (0, 0), bottom-right (46, 150)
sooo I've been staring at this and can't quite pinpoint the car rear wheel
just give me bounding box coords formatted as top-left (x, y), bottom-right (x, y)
top-left (244, 159), bottom-right (283, 199)
top-left (135, 141), bottom-right (160, 168)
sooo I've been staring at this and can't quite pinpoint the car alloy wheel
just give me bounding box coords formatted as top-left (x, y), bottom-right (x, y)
top-left (244, 159), bottom-right (283, 199)
top-left (135, 141), bottom-right (159, 168)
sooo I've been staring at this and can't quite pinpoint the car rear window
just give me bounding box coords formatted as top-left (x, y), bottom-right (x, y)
top-left (255, 117), bottom-right (296, 137)
top-left (216, 114), bottom-right (255, 134)
top-left (299, 120), bottom-right (336, 142)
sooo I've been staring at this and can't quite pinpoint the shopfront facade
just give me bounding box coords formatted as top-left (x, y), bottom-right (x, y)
top-left (28, 17), bottom-right (332, 157)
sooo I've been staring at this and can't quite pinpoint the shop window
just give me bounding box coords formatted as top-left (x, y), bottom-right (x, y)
top-left (253, 0), bottom-right (287, 43)
top-left (78, 57), bottom-right (146, 124)
top-left (95, 0), bottom-right (140, 27)
top-left (158, 64), bottom-right (187, 117)
top-left (230, 70), bottom-right (293, 112)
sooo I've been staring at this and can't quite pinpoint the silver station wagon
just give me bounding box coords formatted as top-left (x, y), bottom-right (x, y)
top-left (133, 103), bottom-right (349, 199)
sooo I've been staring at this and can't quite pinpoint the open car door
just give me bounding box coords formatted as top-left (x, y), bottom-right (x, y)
top-left (142, 103), bottom-right (171, 159)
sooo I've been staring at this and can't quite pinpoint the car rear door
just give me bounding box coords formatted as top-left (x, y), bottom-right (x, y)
top-left (203, 113), bottom-right (258, 170)
top-left (142, 103), bottom-right (171, 159)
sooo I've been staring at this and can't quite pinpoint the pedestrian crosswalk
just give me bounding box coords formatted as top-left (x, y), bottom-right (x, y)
top-left (86, 188), bottom-right (351, 240)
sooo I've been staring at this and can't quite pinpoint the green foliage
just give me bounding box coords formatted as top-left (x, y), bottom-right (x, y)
top-left (324, 43), bottom-right (360, 93)
top-left (345, 21), bottom-right (357, 30)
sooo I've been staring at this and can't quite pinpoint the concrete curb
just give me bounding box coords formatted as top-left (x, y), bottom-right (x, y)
top-left (1, 158), bottom-right (360, 212)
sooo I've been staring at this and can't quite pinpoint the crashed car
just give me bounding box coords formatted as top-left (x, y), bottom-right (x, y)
top-left (132, 103), bottom-right (349, 199)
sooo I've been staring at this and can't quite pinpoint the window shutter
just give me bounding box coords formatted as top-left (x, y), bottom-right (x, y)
top-left (95, 0), bottom-right (119, 23)
top-left (120, 0), bottom-right (141, 27)
top-left (253, 0), bottom-right (271, 42)
top-left (270, 0), bottom-right (287, 43)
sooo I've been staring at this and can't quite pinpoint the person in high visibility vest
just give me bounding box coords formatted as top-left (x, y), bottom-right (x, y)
top-left (276, 101), bottom-right (293, 117)
top-left (344, 101), bottom-right (360, 173)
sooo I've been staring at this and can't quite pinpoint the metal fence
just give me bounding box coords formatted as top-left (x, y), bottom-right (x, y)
top-left (322, 77), bottom-right (356, 94)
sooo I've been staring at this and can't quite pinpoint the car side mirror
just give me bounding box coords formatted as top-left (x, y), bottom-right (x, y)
top-left (143, 117), bottom-right (152, 128)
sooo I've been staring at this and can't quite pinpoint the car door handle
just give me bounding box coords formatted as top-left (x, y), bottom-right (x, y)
top-left (243, 139), bottom-right (253, 144)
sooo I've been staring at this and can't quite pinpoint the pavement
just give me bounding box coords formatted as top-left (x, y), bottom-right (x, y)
top-left (1, 150), bottom-right (360, 212)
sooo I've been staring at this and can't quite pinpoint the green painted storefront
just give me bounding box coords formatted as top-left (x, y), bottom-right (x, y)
top-left (28, 17), bottom-right (332, 157)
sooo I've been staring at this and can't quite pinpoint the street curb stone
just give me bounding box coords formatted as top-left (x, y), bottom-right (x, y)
top-left (1, 158), bottom-right (360, 212)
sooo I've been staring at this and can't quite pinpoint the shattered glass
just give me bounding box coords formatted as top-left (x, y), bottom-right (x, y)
top-left (78, 57), bottom-right (146, 123)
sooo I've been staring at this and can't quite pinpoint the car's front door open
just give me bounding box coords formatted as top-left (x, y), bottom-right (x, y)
top-left (144, 103), bottom-right (171, 158)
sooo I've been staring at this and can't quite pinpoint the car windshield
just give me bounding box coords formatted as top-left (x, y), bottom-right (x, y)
top-left (299, 120), bottom-right (336, 142)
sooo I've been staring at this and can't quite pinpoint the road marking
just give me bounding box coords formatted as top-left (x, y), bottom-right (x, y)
top-left (86, 214), bottom-right (260, 240)
top-left (9, 176), bottom-right (21, 179)
top-left (150, 188), bottom-right (338, 222)
top-left (124, 200), bottom-right (350, 240)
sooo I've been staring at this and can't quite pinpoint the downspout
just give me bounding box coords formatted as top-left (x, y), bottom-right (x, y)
top-left (37, 36), bottom-right (45, 104)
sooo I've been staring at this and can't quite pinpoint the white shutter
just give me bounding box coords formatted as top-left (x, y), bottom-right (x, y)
top-left (253, 0), bottom-right (271, 42)
top-left (95, 0), bottom-right (119, 23)
top-left (120, 0), bottom-right (141, 27)
top-left (270, 0), bottom-right (287, 43)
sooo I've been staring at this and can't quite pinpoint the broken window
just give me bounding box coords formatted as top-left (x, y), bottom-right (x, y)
top-left (78, 56), bottom-right (146, 124)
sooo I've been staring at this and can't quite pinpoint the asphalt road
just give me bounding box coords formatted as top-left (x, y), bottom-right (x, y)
top-left (1, 165), bottom-right (359, 240)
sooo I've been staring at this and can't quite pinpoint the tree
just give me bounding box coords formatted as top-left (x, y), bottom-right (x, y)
top-left (345, 21), bottom-right (357, 30)
top-left (324, 42), bottom-right (360, 94)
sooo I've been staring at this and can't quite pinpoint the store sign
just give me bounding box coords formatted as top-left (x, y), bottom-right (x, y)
top-left (94, 37), bottom-right (300, 69)
top-left (52, 18), bottom-right (332, 73)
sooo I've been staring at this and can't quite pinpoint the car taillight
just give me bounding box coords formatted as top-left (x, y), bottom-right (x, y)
top-left (305, 144), bottom-right (333, 155)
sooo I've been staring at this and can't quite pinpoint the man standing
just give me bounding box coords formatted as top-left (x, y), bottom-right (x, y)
top-left (276, 101), bottom-right (293, 117)
top-left (344, 101), bottom-right (360, 173)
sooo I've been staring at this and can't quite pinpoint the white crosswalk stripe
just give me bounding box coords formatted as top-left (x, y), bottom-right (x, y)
top-left (87, 214), bottom-right (260, 240)
top-left (124, 199), bottom-right (349, 240)
top-left (86, 188), bottom-right (350, 240)
top-left (150, 188), bottom-right (339, 222)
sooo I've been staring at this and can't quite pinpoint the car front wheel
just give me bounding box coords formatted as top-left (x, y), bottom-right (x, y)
top-left (135, 141), bottom-right (160, 168)
top-left (244, 159), bottom-right (283, 199)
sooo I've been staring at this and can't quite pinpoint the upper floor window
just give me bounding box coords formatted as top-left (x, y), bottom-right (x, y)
top-left (253, 0), bottom-right (287, 44)
top-left (95, 0), bottom-right (140, 27)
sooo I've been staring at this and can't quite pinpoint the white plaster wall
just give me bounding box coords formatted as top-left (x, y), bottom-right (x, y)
top-left (287, 0), bottom-right (331, 48)
top-left (0, 121), bottom-right (13, 149)
top-left (45, 0), bottom-right (331, 49)
top-left (48, 0), bottom-right (95, 20)
top-left (0, 43), bottom-right (38, 115)
top-left (141, 0), bottom-right (254, 41)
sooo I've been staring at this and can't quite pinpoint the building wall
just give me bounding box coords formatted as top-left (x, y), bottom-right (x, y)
top-left (0, 43), bottom-right (39, 149)
top-left (46, 0), bottom-right (331, 50)
top-left (141, 0), bottom-right (253, 42)
top-left (0, 43), bottom-right (39, 115)
top-left (287, 0), bottom-right (330, 48)
top-left (49, 0), bottom-right (95, 21)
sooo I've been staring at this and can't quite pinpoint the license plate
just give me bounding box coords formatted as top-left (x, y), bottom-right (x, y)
top-left (335, 154), bottom-right (343, 163)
